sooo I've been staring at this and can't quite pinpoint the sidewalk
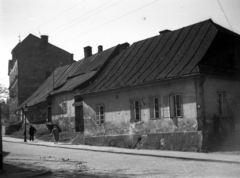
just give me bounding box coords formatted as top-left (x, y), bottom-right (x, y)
top-left (3, 136), bottom-right (240, 165)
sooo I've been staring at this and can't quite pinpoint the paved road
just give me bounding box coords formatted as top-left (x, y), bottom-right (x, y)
top-left (3, 141), bottom-right (240, 178)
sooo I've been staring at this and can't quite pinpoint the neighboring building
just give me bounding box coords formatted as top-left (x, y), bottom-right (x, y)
top-left (75, 19), bottom-right (240, 151)
top-left (18, 43), bottom-right (129, 131)
top-left (8, 34), bottom-right (74, 122)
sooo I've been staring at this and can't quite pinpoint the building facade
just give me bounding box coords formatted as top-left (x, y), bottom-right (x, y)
top-left (8, 34), bottom-right (74, 122)
top-left (75, 19), bottom-right (240, 151)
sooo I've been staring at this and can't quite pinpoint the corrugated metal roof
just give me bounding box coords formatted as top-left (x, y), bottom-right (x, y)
top-left (52, 45), bottom-right (117, 95)
top-left (80, 19), bottom-right (235, 95)
top-left (52, 71), bottom-right (96, 94)
top-left (18, 45), bottom-right (120, 109)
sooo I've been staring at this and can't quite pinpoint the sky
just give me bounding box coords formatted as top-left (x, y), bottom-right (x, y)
top-left (1, 0), bottom-right (240, 88)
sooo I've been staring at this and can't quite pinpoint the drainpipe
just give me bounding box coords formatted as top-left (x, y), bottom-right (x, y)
top-left (200, 75), bottom-right (207, 127)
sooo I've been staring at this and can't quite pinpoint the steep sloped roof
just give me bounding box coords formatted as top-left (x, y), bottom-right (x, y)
top-left (18, 45), bottom-right (120, 108)
top-left (80, 19), bottom-right (237, 95)
top-left (12, 34), bottom-right (73, 56)
top-left (18, 64), bottom-right (71, 108)
top-left (11, 34), bottom-right (39, 54)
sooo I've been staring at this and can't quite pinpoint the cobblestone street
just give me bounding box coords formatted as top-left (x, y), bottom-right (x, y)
top-left (3, 141), bottom-right (240, 178)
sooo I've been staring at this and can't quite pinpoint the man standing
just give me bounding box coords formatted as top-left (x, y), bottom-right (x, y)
top-left (29, 125), bottom-right (36, 141)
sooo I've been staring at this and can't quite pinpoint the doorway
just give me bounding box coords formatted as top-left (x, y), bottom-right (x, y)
top-left (75, 105), bottom-right (84, 132)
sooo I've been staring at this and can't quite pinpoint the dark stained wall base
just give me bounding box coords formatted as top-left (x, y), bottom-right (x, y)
top-left (72, 131), bottom-right (203, 152)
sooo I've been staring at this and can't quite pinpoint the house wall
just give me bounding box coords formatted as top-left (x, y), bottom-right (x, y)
top-left (17, 46), bottom-right (73, 105)
top-left (27, 102), bottom-right (47, 124)
top-left (203, 77), bottom-right (240, 131)
top-left (82, 77), bottom-right (198, 137)
top-left (51, 92), bottom-right (75, 131)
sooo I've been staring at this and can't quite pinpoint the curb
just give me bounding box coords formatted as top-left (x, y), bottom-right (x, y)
top-left (0, 169), bottom-right (52, 178)
top-left (3, 139), bottom-right (240, 165)
top-left (12, 170), bottom-right (52, 178)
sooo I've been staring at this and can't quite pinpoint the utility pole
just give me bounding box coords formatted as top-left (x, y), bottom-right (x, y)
top-left (23, 105), bottom-right (28, 142)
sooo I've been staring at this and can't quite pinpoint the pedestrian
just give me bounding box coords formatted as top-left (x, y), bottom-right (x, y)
top-left (29, 125), bottom-right (36, 141)
top-left (51, 125), bottom-right (59, 144)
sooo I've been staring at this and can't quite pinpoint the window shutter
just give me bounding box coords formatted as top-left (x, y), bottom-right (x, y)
top-left (170, 95), bottom-right (175, 117)
top-left (163, 95), bottom-right (170, 118)
top-left (149, 97), bottom-right (154, 119)
top-left (130, 99), bottom-right (135, 122)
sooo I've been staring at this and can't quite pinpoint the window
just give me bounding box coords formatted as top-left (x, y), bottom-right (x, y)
top-left (170, 94), bottom-right (182, 117)
top-left (218, 93), bottom-right (227, 116)
top-left (134, 100), bottom-right (141, 121)
top-left (96, 105), bottom-right (104, 125)
top-left (149, 97), bottom-right (160, 119)
top-left (61, 102), bottom-right (67, 114)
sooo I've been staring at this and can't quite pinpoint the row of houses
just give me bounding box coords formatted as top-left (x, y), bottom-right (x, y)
top-left (13, 19), bottom-right (240, 151)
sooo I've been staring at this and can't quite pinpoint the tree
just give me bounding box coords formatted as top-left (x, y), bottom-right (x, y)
top-left (0, 84), bottom-right (9, 121)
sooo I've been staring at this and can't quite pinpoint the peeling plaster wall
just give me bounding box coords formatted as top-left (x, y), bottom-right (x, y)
top-left (83, 78), bottom-right (198, 137)
top-left (203, 77), bottom-right (240, 131)
top-left (51, 92), bottom-right (75, 131)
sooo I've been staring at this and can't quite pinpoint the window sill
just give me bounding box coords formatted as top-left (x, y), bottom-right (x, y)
top-left (130, 120), bottom-right (143, 123)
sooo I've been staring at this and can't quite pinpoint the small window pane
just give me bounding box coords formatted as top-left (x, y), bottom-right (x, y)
top-left (134, 100), bottom-right (140, 120)
top-left (96, 105), bottom-right (104, 125)
top-left (154, 98), bottom-right (160, 118)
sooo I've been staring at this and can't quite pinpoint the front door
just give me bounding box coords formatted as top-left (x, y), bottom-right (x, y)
top-left (75, 105), bottom-right (84, 132)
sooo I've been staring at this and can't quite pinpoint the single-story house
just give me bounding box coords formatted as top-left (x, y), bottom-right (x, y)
top-left (18, 44), bottom-right (129, 132)
top-left (75, 19), bottom-right (240, 151)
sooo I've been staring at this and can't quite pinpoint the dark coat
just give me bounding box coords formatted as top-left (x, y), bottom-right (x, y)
top-left (29, 126), bottom-right (36, 135)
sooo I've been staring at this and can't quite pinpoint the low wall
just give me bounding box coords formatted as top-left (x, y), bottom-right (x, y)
top-left (73, 131), bottom-right (203, 152)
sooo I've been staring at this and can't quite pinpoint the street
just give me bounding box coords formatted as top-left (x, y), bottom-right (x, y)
top-left (2, 141), bottom-right (240, 178)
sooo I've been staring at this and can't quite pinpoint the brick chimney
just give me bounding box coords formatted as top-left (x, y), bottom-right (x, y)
top-left (98, 45), bottom-right (103, 53)
top-left (159, 30), bottom-right (171, 35)
top-left (41, 35), bottom-right (48, 44)
top-left (119, 43), bottom-right (130, 53)
top-left (84, 46), bottom-right (92, 58)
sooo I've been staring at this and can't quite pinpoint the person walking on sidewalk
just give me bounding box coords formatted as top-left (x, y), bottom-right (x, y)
top-left (51, 125), bottom-right (59, 144)
top-left (29, 125), bottom-right (37, 141)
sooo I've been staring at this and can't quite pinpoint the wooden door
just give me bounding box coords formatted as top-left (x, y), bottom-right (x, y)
top-left (75, 106), bottom-right (84, 132)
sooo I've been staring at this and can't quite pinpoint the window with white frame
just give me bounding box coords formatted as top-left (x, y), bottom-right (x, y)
top-left (218, 92), bottom-right (227, 116)
top-left (61, 102), bottom-right (67, 114)
top-left (96, 105), bottom-right (104, 125)
top-left (134, 100), bottom-right (141, 121)
top-left (149, 97), bottom-right (160, 119)
top-left (170, 94), bottom-right (182, 117)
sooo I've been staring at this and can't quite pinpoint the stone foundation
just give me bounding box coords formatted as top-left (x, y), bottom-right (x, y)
top-left (73, 131), bottom-right (203, 152)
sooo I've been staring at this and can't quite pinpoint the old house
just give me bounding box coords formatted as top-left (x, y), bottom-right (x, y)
top-left (8, 34), bottom-right (74, 122)
top-left (75, 19), bottom-right (240, 151)
top-left (19, 44), bottom-right (129, 131)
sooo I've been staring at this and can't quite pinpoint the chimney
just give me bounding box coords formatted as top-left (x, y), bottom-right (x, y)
top-left (84, 46), bottom-right (92, 58)
top-left (159, 29), bottom-right (171, 35)
top-left (119, 43), bottom-right (130, 53)
top-left (41, 35), bottom-right (48, 44)
top-left (98, 45), bottom-right (103, 53)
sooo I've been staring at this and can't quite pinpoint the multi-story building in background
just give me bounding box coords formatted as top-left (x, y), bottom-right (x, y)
top-left (8, 34), bottom-right (75, 122)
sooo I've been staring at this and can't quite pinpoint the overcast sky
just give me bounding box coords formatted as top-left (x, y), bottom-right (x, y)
top-left (1, 0), bottom-right (240, 88)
